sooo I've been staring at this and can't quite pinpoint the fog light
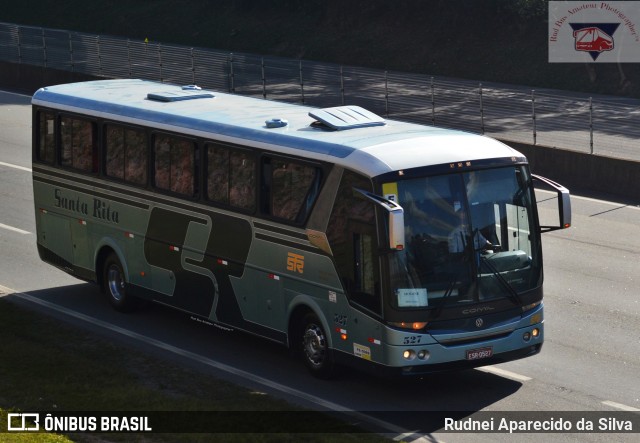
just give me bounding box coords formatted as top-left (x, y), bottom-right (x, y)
top-left (532, 328), bottom-right (540, 338)
top-left (403, 350), bottom-right (416, 360)
top-left (417, 350), bottom-right (430, 360)
top-left (523, 332), bottom-right (531, 342)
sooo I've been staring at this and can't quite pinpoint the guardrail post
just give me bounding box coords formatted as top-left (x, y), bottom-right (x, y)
top-left (479, 83), bottom-right (485, 135)
top-left (589, 97), bottom-right (594, 154)
top-left (69, 32), bottom-right (74, 72)
top-left (97, 36), bottom-right (102, 77)
top-left (261, 57), bottom-right (266, 99)
top-left (430, 76), bottom-right (435, 125)
top-left (299, 60), bottom-right (305, 104)
top-left (340, 65), bottom-right (345, 105)
top-left (42, 28), bottom-right (47, 68)
top-left (191, 47), bottom-right (195, 84)
top-left (127, 39), bottom-right (131, 78)
top-left (17, 26), bottom-right (22, 64)
top-left (158, 43), bottom-right (163, 82)
top-left (229, 53), bottom-right (235, 94)
top-left (385, 70), bottom-right (389, 117)
top-left (531, 89), bottom-right (537, 145)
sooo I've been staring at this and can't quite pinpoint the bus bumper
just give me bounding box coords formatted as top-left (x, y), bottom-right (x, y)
top-left (335, 320), bottom-right (544, 377)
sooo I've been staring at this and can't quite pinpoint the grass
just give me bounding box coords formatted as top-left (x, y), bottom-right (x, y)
top-left (0, 297), bottom-right (389, 442)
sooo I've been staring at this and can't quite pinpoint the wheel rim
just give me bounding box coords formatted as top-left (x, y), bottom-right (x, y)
top-left (107, 265), bottom-right (125, 302)
top-left (302, 323), bottom-right (326, 368)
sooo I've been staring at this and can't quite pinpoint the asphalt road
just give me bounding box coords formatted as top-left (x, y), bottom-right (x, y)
top-left (0, 90), bottom-right (639, 442)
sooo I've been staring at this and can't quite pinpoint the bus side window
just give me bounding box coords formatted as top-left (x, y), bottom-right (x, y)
top-left (229, 150), bottom-right (256, 210)
top-left (105, 124), bottom-right (148, 185)
top-left (326, 171), bottom-right (381, 314)
top-left (60, 116), bottom-right (97, 173)
top-left (206, 143), bottom-right (256, 211)
top-left (264, 157), bottom-right (321, 223)
top-left (37, 111), bottom-right (56, 164)
top-left (153, 134), bottom-right (195, 197)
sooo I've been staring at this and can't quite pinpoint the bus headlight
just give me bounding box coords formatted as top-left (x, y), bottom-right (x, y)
top-left (524, 328), bottom-right (540, 342)
top-left (403, 350), bottom-right (430, 361)
top-left (403, 350), bottom-right (416, 360)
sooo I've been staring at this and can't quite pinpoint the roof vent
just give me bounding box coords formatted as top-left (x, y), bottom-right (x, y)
top-left (309, 106), bottom-right (385, 130)
top-left (265, 118), bottom-right (289, 128)
top-left (147, 87), bottom-right (214, 102)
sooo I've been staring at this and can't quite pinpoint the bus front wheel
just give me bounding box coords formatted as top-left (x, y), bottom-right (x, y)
top-left (102, 253), bottom-right (137, 312)
top-left (298, 312), bottom-right (335, 379)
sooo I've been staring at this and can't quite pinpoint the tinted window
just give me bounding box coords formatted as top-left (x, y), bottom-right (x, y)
top-left (37, 111), bottom-right (55, 164)
top-left (206, 143), bottom-right (256, 211)
top-left (60, 117), bottom-right (96, 172)
top-left (267, 158), bottom-right (320, 223)
top-left (105, 124), bottom-right (148, 185)
top-left (154, 135), bottom-right (195, 196)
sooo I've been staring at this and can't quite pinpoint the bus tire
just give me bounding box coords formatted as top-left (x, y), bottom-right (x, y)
top-left (298, 312), bottom-right (335, 379)
top-left (102, 253), bottom-right (137, 312)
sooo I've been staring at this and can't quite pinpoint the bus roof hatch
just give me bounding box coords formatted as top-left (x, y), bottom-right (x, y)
top-left (309, 106), bottom-right (386, 130)
top-left (147, 88), bottom-right (215, 102)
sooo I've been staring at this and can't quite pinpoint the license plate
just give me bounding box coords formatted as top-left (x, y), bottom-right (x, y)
top-left (466, 347), bottom-right (493, 360)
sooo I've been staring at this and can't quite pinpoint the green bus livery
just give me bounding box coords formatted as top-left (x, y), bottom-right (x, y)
top-left (32, 79), bottom-right (571, 377)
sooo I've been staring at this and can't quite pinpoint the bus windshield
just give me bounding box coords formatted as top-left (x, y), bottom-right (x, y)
top-left (386, 166), bottom-right (541, 311)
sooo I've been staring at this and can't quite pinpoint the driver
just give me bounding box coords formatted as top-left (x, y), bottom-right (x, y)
top-left (448, 206), bottom-right (494, 253)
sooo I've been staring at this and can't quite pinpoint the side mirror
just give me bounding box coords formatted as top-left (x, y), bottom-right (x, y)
top-left (532, 175), bottom-right (572, 232)
top-left (388, 208), bottom-right (405, 251)
top-left (353, 188), bottom-right (405, 250)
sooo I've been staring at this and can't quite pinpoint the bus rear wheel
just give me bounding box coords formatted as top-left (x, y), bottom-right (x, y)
top-left (298, 312), bottom-right (335, 379)
top-left (102, 253), bottom-right (137, 312)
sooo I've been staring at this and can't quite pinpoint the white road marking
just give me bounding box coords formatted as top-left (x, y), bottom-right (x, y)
top-left (602, 400), bottom-right (640, 412)
top-left (0, 222), bottom-right (31, 235)
top-left (3, 287), bottom-right (436, 442)
top-left (0, 161), bottom-right (32, 172)
top-left (477, 366), bottom-right (532, 382)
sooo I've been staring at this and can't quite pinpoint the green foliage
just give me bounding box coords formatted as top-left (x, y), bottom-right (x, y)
top-left (1, 0), bottom-right (639, 97)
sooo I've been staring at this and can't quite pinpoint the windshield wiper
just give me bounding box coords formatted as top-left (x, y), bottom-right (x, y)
top-left (478, 253), bottom-right (523, 306)
top-left (428, 274), bottom-right (459, 322)
top-left (428, 250), bottom-right (471, 322)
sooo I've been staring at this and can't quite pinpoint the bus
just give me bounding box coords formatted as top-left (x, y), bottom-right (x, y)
top-left (31, 79), bottom-right (571, 378)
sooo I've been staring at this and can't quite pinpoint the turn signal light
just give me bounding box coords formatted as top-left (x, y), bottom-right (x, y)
top-left (389, 321), bottom-right (428, 330)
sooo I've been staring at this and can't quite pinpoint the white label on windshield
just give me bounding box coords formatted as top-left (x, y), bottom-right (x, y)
top-left (397, 288), bottom-right (428, 307)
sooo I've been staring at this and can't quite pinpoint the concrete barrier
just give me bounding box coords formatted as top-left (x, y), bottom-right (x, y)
top-left (505, 140), bottom-right (640, 201)
top-left (1, 61), bottom-right (637, 201)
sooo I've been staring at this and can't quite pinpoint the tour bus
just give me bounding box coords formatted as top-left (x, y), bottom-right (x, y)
top-left (31, 79), bottom-right (570, 377)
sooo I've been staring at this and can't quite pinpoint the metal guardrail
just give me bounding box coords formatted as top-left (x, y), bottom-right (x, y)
top-left (1, 22), bottom-right (639, 161)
